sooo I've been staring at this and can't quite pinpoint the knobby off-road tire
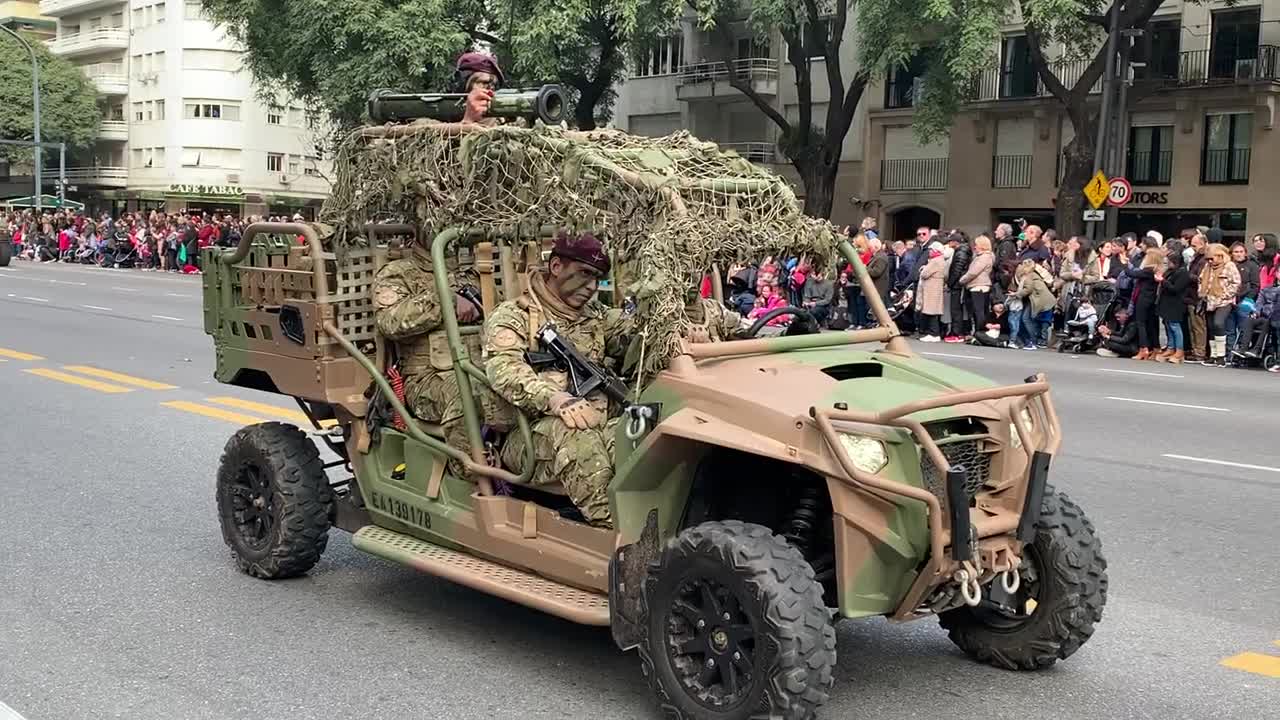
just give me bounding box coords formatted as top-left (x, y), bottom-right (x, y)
top-left (940, 484), bottom-right (1108, 670)
top-left (639, 521), bottom-right (835, 720)
top-left (216, 422), bottom-right (332, 579)
top-left (0, 241), bottom-right (11, 267)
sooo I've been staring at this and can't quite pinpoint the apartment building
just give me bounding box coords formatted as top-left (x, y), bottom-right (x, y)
top-left (39, 0), bottom-right (328, 217)
top-left (611, 15), bottom-right (867, 223)
top-left (613, 3), bottom-right (1280, 240)
top-left (864, 1), bottom-right (1280, 243)
top-left (1, 1), bottom-right (54, 37)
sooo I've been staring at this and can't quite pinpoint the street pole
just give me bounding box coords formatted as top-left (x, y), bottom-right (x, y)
top-left (58, 142), bottom-right (67, 207)
top-left (1105, 30), bottom-right (1137, 239)
top-left (1088, 1), bottom-right (1122, 245)
top-left (0, 25), bottom-right (42, 213)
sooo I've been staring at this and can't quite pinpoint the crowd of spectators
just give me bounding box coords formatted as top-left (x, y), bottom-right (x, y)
top-left (1, 208), bottom-right (307, 273)
top-left (719, 218), bottom-right (1280, 372)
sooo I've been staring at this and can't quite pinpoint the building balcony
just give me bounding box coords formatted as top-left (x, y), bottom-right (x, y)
top-left (881, 158), bottom-right (948, 191)
top-left (83, 65), bottom-right (128, 95)
top-left (676, 58), bottom-right (778, 102)
top-left (63, 166), bottom-right (128, 187)
top-left (991, 154), bottom-right (1033, 188)
top-left (1126, 149), bottom-right (1172, 186)
top-left (1171, 46), bottom-right (1280, 86)
top-left (98, 120), bottom-right (128, 141)
top-left (46, 28), bottom-right (129, 58)
top-left (721, 142), bottom-right (777, 164)
top-left (970, 59), bottom-right (1101, 102)
top-left (38, 0), bottom-right (125, 17)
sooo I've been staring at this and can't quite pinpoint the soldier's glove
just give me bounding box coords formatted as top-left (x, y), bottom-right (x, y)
top-left (549, 392), bottom-right (603, 430)
top-left (455, 293), bottom-right (480, 323)
top-left (686, 325), bottom-right (712, 344)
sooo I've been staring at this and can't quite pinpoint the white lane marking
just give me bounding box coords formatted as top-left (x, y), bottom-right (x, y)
top-left (1098, 368), bottom-right (1184, 379)
top-left (0, 699), bottom-right (30, 720)
top-left (151, 314), bottom-right (183, 321)
top-left (1104, 396), bottom-right (1230, 412)
top-left (1162, 454), bottom-right (1280, 474)
top-left (0, 274), bottom-right (86, 286)
top-left (165, 292), bottom-right (194, 298)
top-left (50, 278), bottom-right (87, 286)
top-left (20, 296), bottom-right (48, 302)
top-left (111, 286), bottom-right (140, 293)
top-left (922, 351), bottom-right (985, 360)
top-left (82, 304), bottom-right (113, 311)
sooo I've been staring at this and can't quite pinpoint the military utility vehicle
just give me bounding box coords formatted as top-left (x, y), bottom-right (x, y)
top-left (202, 91), bottom-right (1106, 720)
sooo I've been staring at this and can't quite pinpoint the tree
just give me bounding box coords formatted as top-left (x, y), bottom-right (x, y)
top-left (0, 34), bottom-right (100, 167)
top-left (201, 0), bottom-right (675, 130)
top-left (686, 0), bottom-right (875, 218)
top-left (873, 0), bottom-right (1210, 236)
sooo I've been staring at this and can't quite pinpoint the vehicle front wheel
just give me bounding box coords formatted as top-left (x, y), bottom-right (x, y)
top-left (939, 484), bottom-right (1108, 670)
top-left (639, 521), bottom-right (835, 720)
top-left (215, 421), bottom-right (332, 579)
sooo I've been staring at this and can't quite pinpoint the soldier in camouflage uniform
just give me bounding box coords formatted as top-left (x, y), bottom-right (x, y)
top-left (484, 232), bottom-right (630, 527)
top-left (373, 244), bottom-right (483, 463)
top-left (683, 292), bottom-right (743, 343)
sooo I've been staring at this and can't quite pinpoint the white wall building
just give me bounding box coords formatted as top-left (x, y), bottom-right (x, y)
top-left (41, 0), bottom-right (329, 217)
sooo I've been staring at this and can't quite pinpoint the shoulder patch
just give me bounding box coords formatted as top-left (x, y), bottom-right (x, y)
top-left (374, 286), bottom-right (401, 307)
top-left (490, 327), bottom-right (522, 350)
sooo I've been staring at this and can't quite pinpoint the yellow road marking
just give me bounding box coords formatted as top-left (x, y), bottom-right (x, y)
top-left (1221, 652), bottom-right (1280, 679)
top-left (62, 365), bottom-right (178, 390)
top-left (206, 396), bottom-right (337, 427)
top-left (0, 347), bottom-right (43, 361)
top-left (24, 368), bottom-right (132, 393)
top-left (161, 401), bottom-right (269, 425)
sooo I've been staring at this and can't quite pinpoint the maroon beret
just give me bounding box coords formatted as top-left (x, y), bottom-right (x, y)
top-left (552, 231), bottom-right (610, 274)
top-left (455, 52), bottom-right (505, 86)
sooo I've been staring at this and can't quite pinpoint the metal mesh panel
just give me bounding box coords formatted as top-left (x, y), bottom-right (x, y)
top-left (920, 440), bottom-right (993, 502)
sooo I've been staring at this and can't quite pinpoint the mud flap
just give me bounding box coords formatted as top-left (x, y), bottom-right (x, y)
top-left (608, 508), bottom-right (660, 651)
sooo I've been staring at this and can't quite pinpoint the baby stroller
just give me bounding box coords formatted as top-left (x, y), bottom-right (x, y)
top-left (1057, 284), bottom-right (1114, 354)
top-left (1228, 325), bottom-right (1279, 371)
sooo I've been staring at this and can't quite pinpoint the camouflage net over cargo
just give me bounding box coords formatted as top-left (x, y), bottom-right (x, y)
top-left (320, 121), bottom-right (843, 375)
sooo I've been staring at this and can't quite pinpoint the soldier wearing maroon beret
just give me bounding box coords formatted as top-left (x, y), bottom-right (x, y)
top-left (482, 230), bottom-right (631, 527)
top-left (454, 51), bottom-right (504, 125)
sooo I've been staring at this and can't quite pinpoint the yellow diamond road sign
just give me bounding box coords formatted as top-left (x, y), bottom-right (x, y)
top-left (1083, 171), bottom-right (1109, 209)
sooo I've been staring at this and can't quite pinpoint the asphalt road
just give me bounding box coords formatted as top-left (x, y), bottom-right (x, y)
top-left (1, 260), bottom-right (1278, 720)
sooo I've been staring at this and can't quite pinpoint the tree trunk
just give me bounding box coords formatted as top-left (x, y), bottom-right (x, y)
top-left (794, 149), bottom-right (839, 219)
top-left (1056, 125), bottom-right (1097, 238)
top-left (572, 93), bottom-right (598, 130)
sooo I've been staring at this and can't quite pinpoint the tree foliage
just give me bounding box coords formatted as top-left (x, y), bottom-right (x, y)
top-left (0, 34), bottom-right (100, 165)
top-left (201, 0), bottom-right (677, 131)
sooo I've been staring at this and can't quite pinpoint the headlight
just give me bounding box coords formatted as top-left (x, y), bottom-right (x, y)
top-left (837, 434), bottom-right (888, 474)
top-left (1010, 408), bottom-right (1035, 449)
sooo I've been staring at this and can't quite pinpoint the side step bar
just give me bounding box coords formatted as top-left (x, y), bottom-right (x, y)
top-left (351, 526), bottom-right (610, 626)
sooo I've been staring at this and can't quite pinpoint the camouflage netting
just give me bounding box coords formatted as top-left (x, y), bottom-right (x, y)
top-left (319, 121), bottom-right (844, 375)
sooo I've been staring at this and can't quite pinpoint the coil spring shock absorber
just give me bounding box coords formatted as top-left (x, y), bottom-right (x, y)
top-left (387, 366), bottom-right (407, 431)
top-left (783, 484), bottom-right (821, 557)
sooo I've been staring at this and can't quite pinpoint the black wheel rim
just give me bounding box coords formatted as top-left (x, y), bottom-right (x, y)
top-left (974, 545), bottom-right (1044, 631)
top-left (227, 464), bottom-right (276, 550)
top-left (663, 574), bottom-right (756, 710)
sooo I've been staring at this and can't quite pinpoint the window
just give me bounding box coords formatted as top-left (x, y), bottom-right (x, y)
top-left (154, 147), bottom-right (165, 166)
top-left (180, 147), bottom-right (240, 168)
top-left (736, 37), bottom-right (770, 60)
top-left (156, 3), bottom-right (166, 23)
top-left (1209, 8), bottom-right (1260, 80)
top-left (131, 148), bottom-right (144, 168)
top-left (133, 8), bottom-right (143, 27)
top-left (183, 49), bottom-right (239, 71)
top-left (184, 101), bottom-right (240, 120)
top-left (288, 107), bottom-right (303, 126)
top-left (267, 153), bottom-right (283, 172)
top-left (1202, 112), bottom-right (1251, 184)
top-left (155, 100), bottom-right (165, 120)
top-left (267, 106), bottom-right (283, 125)
top-left (999, 34), bottom-right (1037, 98)
top-left (110, 12), bottom-right (123, 27)
top-left (184, 0), bottom-right (203, 19)
top-left (1133, 20), bottom-right (1179, 81)
top-left (885, 50), bottom-right (928, 108)
top-left (132, 102), bottom-right (144, 121)
top-left (303, 158), bottom-right (320, 177)
top-left (305, 109), bottom-right (319, 129)
top-left (1127, 125), bottom-right (1173, 185)
top-left (88, 16), bottom-right (101, 30)
top-left (788, 18), bottom-right (838, 61)
top-left (633, 35), bottom-right (683, 77)
top-left (108, 104), bottom-right (124, 121)
top-left (287, 157), bottom-right (300, 175)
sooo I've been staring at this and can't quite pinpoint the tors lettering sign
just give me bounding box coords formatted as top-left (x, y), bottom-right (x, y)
top-left (169, 183), bottom-right (243, 197)
top-left (1130, 190), bottom-right (1169, 205)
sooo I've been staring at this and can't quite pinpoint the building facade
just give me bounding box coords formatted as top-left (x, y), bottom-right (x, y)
top-left (1, 1), bottom-right (55, 37)
top-left (38, 0), bottom-right (328, 217)
top-left (612, 2), bottom-right (1280, 241)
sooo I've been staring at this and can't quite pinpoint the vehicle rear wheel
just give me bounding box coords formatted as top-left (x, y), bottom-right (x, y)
top-left (639, 520), bottom-right (835, 720)
top-left (939, 484), bottom-right (1108, 670)
top-left (0, 240), bottom-right (11, 267)
top-left (215, 421), bottom-right (332, 579)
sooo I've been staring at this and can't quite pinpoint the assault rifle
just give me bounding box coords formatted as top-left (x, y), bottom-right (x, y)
top-left (526, 324), bottom-right (629, 406)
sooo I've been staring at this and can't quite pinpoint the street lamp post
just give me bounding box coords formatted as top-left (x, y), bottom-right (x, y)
top-left (0, 24), bottom-right (42, 213)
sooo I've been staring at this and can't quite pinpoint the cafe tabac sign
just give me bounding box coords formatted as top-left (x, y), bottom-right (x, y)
top-left (167, 183), bottom-right (244, 199)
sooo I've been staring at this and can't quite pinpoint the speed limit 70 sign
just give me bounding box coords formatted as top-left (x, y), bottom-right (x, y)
top-left (1106, 177), bottom-right (1133, 207)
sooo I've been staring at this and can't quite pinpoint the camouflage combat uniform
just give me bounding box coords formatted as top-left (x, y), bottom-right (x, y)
top-left (685, 297), bottom-right (742, 342)
top-left (373, 250), bottom-right (481, 460)
top-left (484, 275), bottom-right (631, 526)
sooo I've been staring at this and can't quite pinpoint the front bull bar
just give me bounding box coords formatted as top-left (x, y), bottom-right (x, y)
top-left (810, 373), bottom-right (1062, 620)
